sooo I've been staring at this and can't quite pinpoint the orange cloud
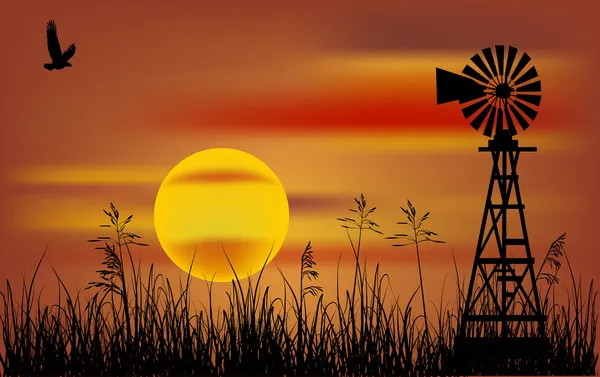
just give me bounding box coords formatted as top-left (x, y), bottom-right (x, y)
top-left (288, 194), bottom-right (348, 214)
top-left (273, 242), bottom-right (458, 267)
top-left (162, 238), bottom-right (276, 281)
top-left (11, 165), bottom-right (168, 185)
top-left (166, 170), bottom-right (274, 185)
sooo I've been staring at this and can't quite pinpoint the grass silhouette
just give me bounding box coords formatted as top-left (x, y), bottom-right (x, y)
top-left (0, 197), bottom-right (597, 376)
top-left (385, 199), bottom-right (445, 344)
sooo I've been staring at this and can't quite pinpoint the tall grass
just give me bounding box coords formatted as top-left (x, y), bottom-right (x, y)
top-left (385, 199), bottom-right (445, 343)
top-left (0, 198), bottom-right (597, 376)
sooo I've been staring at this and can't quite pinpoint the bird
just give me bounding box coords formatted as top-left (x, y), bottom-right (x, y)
top-left (44, 20), bottom-right (76, 70)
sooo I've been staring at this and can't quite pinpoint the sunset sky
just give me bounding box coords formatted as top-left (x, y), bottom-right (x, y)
top-left (0, 1), bottom-right (598, 312)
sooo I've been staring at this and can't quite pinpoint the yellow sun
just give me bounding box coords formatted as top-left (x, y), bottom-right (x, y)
top-left (154, 148), bottom-right (289, 282)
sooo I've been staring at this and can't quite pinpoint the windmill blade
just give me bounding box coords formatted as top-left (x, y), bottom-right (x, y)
top-left (514, 99), bottom-right (538, 120)
top-left (462, 65), bottom-right (491, 85)
top-left (505, 46), bottom-right (519, 82)
top-left (482, 47), bottom-right (499, 77)
top-left (509, 104), bottom-right (530, 130)
top-left (470, 53), bottom-right (494, 80)
top-left (505, 105), bottom-right (518, 135)
top-left (496, 107), bottom-right (505, 136)
top-left (483, 106), bottom-right (497, 137)
top-left (471, 104), bottom-right (493, 131)
top-left (496, 45), bottom-right (505, 77)
top-left (510, 52), bottom-right (531, 81)
top-left (462, 98), bottom-right (489, 119)
top-left (516, 94), bottom-right (542, 107)
top-left (514, 66), bottom-right (539, 86)
top-left (516, 81), bottom-right (541, 93)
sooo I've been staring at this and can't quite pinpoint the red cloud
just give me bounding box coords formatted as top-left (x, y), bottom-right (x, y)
top-left (157, 89), bottom-right (565, 135)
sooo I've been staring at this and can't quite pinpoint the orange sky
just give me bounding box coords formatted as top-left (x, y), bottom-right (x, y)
top-left (0, 1), bottom-right (598, 313)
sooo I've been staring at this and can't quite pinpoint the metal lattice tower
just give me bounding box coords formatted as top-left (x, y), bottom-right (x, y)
top-left (461, 130), bottom-right (545, 334)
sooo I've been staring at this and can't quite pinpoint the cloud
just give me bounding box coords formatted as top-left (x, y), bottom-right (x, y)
top-left (166, 170), bottom-right (275, 185)
top-left (12, 196), bottom-right (155, 233)
top-left (273, 242), bottom-right (456, 267)
top-left (156, 53), bottom-right (571, 136)
top-left (287, 194), bottom-right (348, 214)
top-left (160, 237), bottom-right (278, 282)
top-left (159, 89), bottom-right (566, 136)
top-left (318, 2), bottom-right (580, 52)
top-left (11, 165), bottom-right (169, 185)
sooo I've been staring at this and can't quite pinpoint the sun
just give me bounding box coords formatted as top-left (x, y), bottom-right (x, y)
top-left (154, 148), bottom-right (289, 282)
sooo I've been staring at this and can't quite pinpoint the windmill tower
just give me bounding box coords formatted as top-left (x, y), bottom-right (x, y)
top-left (436, 46), bottom-right (549, 367)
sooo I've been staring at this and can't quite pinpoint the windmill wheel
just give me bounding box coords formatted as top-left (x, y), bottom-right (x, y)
top-left (459, 45), bottom-right (542, 137)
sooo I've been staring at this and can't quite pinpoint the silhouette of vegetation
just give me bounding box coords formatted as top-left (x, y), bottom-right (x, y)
top-left (0, 198), bottom-right (597, 376)
top-left (385, 199), bottom-right (445, 343)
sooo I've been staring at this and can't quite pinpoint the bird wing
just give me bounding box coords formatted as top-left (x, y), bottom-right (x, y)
top-left (62, 43), bottom-right (76, 62)
top-left (46, 20), bottom-right (62, 61)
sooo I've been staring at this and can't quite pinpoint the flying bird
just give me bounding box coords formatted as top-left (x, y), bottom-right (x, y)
top-left (44, 20), bottom-right (76, 70)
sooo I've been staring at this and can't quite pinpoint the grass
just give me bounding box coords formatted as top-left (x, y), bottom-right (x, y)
top-left (0, 197), bottom-right (597, 376)
top-left (384, 199), bottom-right (445, 343)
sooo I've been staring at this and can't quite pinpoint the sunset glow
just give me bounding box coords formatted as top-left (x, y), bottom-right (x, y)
top-left (0, 2), bottom-right (598, 374)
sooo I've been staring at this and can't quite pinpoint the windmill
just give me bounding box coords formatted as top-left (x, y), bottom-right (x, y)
top-left (436, 46), bottom-right (549, 368)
